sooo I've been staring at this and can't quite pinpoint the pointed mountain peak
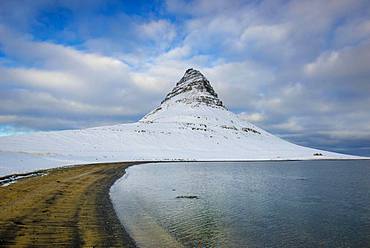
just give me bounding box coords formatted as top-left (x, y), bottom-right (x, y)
top-left (160, 68), bottom-right (225, 108)
top-left (177, 68), bottom-right (206, 86)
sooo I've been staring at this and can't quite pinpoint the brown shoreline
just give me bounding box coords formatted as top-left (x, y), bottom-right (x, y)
top-left (0, 162), bottom-right (140, 247)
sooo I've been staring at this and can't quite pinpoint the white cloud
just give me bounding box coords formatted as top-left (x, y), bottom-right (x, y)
top-left (0, 67), bottom-right (86, 93)
top-left (304, 42), bottom-right (370, 80)
top-left (203, 61), bottom-right (275, 109)
top-left (138, 19), bottom-right (176, 44)
top-left (0, 27), bottom-right (159, 129)
top-left (238, 112), bottom-right (266, 123)
top-left (240, 24), bottom-right (290, 43)
top-left (334, 18), bottom-right (370, 46)
top-left (166, 0), bottom-right (245, 16)
top-left (160, 45), bottom-right (191, 60)
top-left (272, 118), bottom-right (305, 132)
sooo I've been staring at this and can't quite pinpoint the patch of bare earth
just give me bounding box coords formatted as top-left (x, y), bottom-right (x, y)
top-left (0, 162), bottom-right (138, 247)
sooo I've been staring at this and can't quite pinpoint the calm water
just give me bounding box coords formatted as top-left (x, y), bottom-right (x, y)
top-left (110, 160), bottom-right (370, 248)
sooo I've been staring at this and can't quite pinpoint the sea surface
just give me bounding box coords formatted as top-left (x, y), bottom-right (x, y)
top-left (110, 160), bottom-right (370, 247)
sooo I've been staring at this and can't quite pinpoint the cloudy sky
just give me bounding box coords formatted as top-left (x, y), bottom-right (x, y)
top-left (0, 0), bottom-right (369, 156)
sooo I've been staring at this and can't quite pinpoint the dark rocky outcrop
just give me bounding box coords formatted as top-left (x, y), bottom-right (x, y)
top-left (161, 68), bottom-right (225, 108)
top-left (176, 195), bottom-right (199, 199)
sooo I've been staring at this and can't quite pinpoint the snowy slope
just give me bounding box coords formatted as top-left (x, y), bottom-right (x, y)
top-left (0, 69), bottom-right (364, 176)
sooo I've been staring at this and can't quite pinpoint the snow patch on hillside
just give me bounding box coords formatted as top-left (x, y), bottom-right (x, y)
top-left (0, 69), bottom-right (365, 176)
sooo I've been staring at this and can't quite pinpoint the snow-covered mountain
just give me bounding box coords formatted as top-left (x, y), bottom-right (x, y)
top-left (0, 69), bottom-right (362, 176)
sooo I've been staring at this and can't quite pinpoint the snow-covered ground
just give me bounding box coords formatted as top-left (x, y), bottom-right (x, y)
top-left (0, 69), bottom-right (365, 176)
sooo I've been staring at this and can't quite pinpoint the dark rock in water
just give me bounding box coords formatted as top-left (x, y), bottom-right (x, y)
top-left (176, 195), bottom-right (199, 199)
top-left (296, 178), bottom-right (308, 181)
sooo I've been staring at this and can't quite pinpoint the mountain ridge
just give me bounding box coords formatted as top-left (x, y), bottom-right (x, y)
top-left (0, 69), bottom-right (365, 176)
top-left (160, 68), bottom-right (225, 108)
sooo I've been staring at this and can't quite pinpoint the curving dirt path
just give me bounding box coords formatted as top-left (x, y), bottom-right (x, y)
top-left (0, 162), bottom-right (139, 247)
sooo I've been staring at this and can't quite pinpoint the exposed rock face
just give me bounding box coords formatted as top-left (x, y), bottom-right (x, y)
top-left (161, 68), bottom-right (225, 108)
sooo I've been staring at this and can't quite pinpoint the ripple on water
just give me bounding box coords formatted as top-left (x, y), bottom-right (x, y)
top-left (111, 160), bottom-right (370, 248)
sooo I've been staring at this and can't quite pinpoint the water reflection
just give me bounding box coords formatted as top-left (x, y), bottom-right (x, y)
top-left (110, 160), bottom-right (370, 247)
